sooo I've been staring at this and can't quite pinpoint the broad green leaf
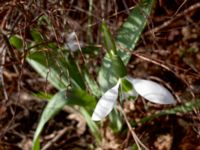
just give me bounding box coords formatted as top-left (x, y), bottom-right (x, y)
top-left (98, 0), bottom-right (155, 91)
top-left (92, 80), bottom-right (120, 121)
top-left (33, 89), bottom-right (96, 150)
top-left (33, 138), bottom-right (40, 150)
top-left (116, 0), bottom-right (154, 51)
top-left (9, 35), bottom-right (23, 50)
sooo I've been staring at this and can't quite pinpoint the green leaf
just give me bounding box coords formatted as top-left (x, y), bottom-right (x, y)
top-left (66, 55), bottom-right (86, 89)
top-left (101, 23), bottom-right (127, 78)
top-left (30, 29), bottom-right (44, 43)
top-left (83, 67), bottom-right (101, 97)
top-left (27, 49), bottom-right (86, 90)
top-left (110, 51), bottom-right (127, 78)
top-left (32, 92), bottom-right (53, 100)
top-left (27, 50), bottom-right (68, 90)
top-left (81, 45), bottom-right (100, 55)
top-left (101, 21), bottom-right (117, 54)
top-left (98, 0), bottom-right (155, 91)
top-left (80, 107), bottom-right (101, 143)
top-left (32, 89), bottom-right (96, 150)
top-left (132, 100), bottom-right (200, 127)
top-left (32, 90), bottom-right (68, 150)
top-left (121, 78), bottom-right (133, 93)
top-left (116, 0), bottom-right (154, 51)
top-left (9, 35), bottom-right (23, 50)
top-left (131, 144), bottom-right (138, 150)
top-left (48, 42), bottom-right (58, 50)
top-left (109, 108), bottom-right (123, 133)
top-left (66, 88), bottom-right (96, 112)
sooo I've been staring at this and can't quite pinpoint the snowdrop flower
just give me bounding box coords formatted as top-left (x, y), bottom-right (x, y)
top-left (92, 76), bottom-right (176, 121)
top-left (65, 32), bottom-right (84, 52)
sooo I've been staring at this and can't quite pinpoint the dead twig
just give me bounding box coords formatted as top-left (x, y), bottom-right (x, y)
top-left (42, 127), bottom-right (70, 150)
top-left (0, 45), bottom-right (8, 100)
top-left (119, 104), bottom-right (149, 150)
top-left (132, 52), bottom-right (195, 100)
top-left (145, 2), bottom-right (200, 35)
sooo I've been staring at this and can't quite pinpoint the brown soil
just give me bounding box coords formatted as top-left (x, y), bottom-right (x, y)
top-left (0, 0), bottom-right (200, 150)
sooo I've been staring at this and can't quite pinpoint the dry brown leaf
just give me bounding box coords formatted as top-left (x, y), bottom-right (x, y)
top-left (68, 113), bottom-right (86, 136)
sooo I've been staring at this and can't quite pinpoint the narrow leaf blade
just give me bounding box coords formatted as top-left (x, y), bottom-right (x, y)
top-left (101, 21), bottom-right (117, 53)
top-left (67, 55), bottom-right (86, 89)
top-left (109, 108), bottom-right (123, 133)
top-left (32, 90), bottom-right (68, 150)
top-left (132, 100), bottom-right (200, 127)
top-left (80, 108), bottom-right (101, 143)
top-left (32, 89), bottom-right (96, 150)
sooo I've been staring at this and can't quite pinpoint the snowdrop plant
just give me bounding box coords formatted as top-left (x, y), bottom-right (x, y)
top-left (92, 76), bottom-right (176, 121)
top-left (92, 21), bottom-right (176, 121)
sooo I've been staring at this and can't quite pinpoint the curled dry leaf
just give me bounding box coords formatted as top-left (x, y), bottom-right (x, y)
top-left (68, 113), bottom-right (86, 135)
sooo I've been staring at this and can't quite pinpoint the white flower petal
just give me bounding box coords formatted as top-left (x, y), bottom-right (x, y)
top-left (127, 77), bottom-right (176, 104)
top-left (65, 32), bottom-right (84, 52)
top-left (66, 41), bottom-right (84, 52)
top-left (92, 80), bottom-right (120, 121)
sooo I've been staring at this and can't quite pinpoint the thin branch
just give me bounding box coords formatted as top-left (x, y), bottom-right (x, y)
top-left (145, 2), bottom-right (200, 35)
top-left (132, 52), bottom-right (195, 100)
top-left (42, 127), bottom-right (70, 150)
top-left (118, 105), bottom-right (149, 150)
top-left (0, 45), bottom-right (8, 100)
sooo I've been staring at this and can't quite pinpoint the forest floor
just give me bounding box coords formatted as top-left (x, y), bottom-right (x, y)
top-left (0, 0), bottom-right (200, 150)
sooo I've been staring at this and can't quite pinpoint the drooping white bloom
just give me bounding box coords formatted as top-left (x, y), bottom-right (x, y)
top-left (126, 76), bottom-right (175, 104)
top-left (92, 80), bottom-right (121, 121)
top-left (65, 32), bottom-right (84, 52)
top-left (92, 76), bottom-right (176, 121)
